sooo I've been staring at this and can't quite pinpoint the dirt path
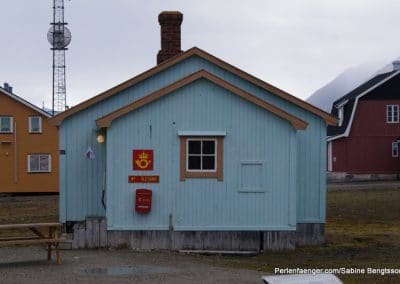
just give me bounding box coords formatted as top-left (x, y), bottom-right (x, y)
top-left (0, 247), bottom-right (264, 284)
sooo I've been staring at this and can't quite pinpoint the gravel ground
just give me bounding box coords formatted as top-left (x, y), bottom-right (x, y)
top-left (0, 246), bottom-right (264, 284)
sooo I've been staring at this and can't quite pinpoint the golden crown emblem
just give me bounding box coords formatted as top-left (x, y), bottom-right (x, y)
top-left (138, 152), bottom-right (149, 160)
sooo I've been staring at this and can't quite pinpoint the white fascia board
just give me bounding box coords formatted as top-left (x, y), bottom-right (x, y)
top-left (327, 134), bottom-right (345, 142)
top-left (335, 99), bottom-right (348, 108)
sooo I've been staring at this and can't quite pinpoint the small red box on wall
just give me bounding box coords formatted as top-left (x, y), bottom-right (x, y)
top-left (135, 189), bottom-right (152, 213)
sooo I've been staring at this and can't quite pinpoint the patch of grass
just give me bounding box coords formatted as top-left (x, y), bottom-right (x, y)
top-left (219, 188), bottom-right (400, 284)
top-left (0, 195), bottom-right (59, 238)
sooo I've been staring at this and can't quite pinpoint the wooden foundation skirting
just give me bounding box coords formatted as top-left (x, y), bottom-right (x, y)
top-left (63, 218), bottom-right (324, 251)
top-left (295, 223), bottom-right (325, 246)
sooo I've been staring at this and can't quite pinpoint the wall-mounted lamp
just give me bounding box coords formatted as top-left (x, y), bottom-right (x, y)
top-left (96, 128), bottom-right (106, 144)
top-left (96, 134), bottom-right (105, 144)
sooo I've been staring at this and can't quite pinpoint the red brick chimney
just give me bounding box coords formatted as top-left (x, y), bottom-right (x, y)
top-left (157, 11), bottom-right (183, 64)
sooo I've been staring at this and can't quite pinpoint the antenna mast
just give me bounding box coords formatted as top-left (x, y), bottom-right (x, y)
top-left (48, 0), bottom-right (71, 115)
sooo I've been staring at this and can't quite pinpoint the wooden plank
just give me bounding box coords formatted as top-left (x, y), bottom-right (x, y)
top-left (55, 232), bottom-right (61, 264)
top-left (92, 219), bottom-right (100, 248)
top-left (72, 224), bottom-right (79, 249)
top-left (77, 224), bottom-right (85, 249)
top-left (263, 231), bottom-right (296, 251)
top-left (179, 250), bottom-right (259, 255)
top-left (99, 218), bottom-right (107, 248)
top-left (0, 239), bottom-right (58, 246)
top-left (85, 218), bottom-right (100, 248)
top-left (0, 236), bottom-right (41, 242)
top-left (0, 223), bottom-right (60, 229)
top-left (85, 219), bottom-right (93, 248)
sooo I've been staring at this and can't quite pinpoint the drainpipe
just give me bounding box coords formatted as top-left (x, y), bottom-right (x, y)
top-left (97, 128), bottom-right (107, 211)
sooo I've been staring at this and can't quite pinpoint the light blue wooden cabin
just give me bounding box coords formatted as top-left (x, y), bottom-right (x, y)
top-left (50, 11), bottom-right (336, 250)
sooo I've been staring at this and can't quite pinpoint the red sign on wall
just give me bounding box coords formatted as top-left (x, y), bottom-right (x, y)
top-left (133, 150), bottom-right (153, 171)
top-left (128, 175), bottom-right (159, 183)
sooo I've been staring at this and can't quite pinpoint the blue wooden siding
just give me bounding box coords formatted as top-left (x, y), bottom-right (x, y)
top-left (106, 80), bottom-right (297, 230)
top-left (59, 56), bottom-right (213, 221)
top-left (60, 53), bottom-right (325, 224)
top-left (183, 56), bottom-right (327, 223)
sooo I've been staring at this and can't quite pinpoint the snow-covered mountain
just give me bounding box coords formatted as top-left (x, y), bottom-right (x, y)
top-left (307, 59), bottom-right (398, 112)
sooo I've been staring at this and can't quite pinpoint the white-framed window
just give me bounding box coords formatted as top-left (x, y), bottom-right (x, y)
top-left (186, 138), bottom-right (217, 172)
top-left (387, 105), bottom-right (399, 123)
top-left (0, 116), bottom-right (13, 133)
top-left (392, 142), bottom-right (399, 158)
top-left (29, 116), bottom-right (42, 133)
top-left (28, 154), bottom-right (51, 173)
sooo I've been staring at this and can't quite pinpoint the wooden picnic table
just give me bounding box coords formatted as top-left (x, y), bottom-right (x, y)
top-left (0, 222), bottom-right (61, 264)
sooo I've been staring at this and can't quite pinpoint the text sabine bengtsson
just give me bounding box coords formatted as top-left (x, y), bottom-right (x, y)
top-left (275, 267), bottom-right (400, 276)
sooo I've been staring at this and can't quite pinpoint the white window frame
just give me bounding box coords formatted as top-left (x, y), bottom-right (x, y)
top-left (186, 138), bottom-right (217, 173)
top-left (387, 105), bottom-right (399, 123)
top-left (392, 142), bottom-right (399, 158)
top-left (0, 116), bottom-right (13, 133)
top-left (338, 106), bottom-right (344, 127)
top-left (27, 154), bottom-right (51, 173)
top-left (29, 116), bottom-right (42, 133)
top-left (327, 141), bottom-right (333, 172)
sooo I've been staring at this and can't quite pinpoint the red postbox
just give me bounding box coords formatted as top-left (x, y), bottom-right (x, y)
top-left (135, 189), bottom-right (152, 213)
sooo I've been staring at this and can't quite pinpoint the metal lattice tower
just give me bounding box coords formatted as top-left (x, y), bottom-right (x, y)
top-left (47, 0), bottom-right (71, 115)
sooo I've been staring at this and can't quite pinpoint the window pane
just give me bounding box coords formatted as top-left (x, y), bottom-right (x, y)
top-left (1, 117), bottom-right (10, 132)
top-left (188, 156), bottom-right (201, 170)
top-left (188, 140), bottom-right (201, 154)
top-left (393, 143), bottom-right (399, 157)
top-left (30, 117), bottom-right (40, 132)
top-left (202, 156), bottom-right (215, 170)
top-left (202, 140), bottom-right (215, 154)
top-left (29, 156), bottom-right (39, 171)
top-left (39, 155), bottom-right (49, 171)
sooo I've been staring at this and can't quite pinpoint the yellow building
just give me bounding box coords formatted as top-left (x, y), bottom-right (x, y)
top-left (0, 84), bottom-right (58, 193)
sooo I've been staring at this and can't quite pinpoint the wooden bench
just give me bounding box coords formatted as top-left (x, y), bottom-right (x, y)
top-left (0, 223), bottom-right (61, 264)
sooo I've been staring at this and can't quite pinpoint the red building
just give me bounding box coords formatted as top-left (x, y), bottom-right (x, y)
top-left (328, 62), bottom-right (400, 174)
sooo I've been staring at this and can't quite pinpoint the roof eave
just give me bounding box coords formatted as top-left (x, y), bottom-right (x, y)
top-left (0, 88), bottom-right (52, 118)
top-left (96, 70), bottom-right (308, 131)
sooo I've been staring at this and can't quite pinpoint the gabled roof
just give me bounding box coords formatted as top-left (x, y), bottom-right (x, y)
top-left (96, 70), bottom-right (308, 130)
top-left (0, 87), bottom-right (52, 118)
top-left (50, 47), bottom-right (337, 126)
top-left (328, 71), bottom-right (400, 140)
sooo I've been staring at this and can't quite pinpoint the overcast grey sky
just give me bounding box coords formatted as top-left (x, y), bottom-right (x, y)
top-left (1, 0), bottom-right (399, 108)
